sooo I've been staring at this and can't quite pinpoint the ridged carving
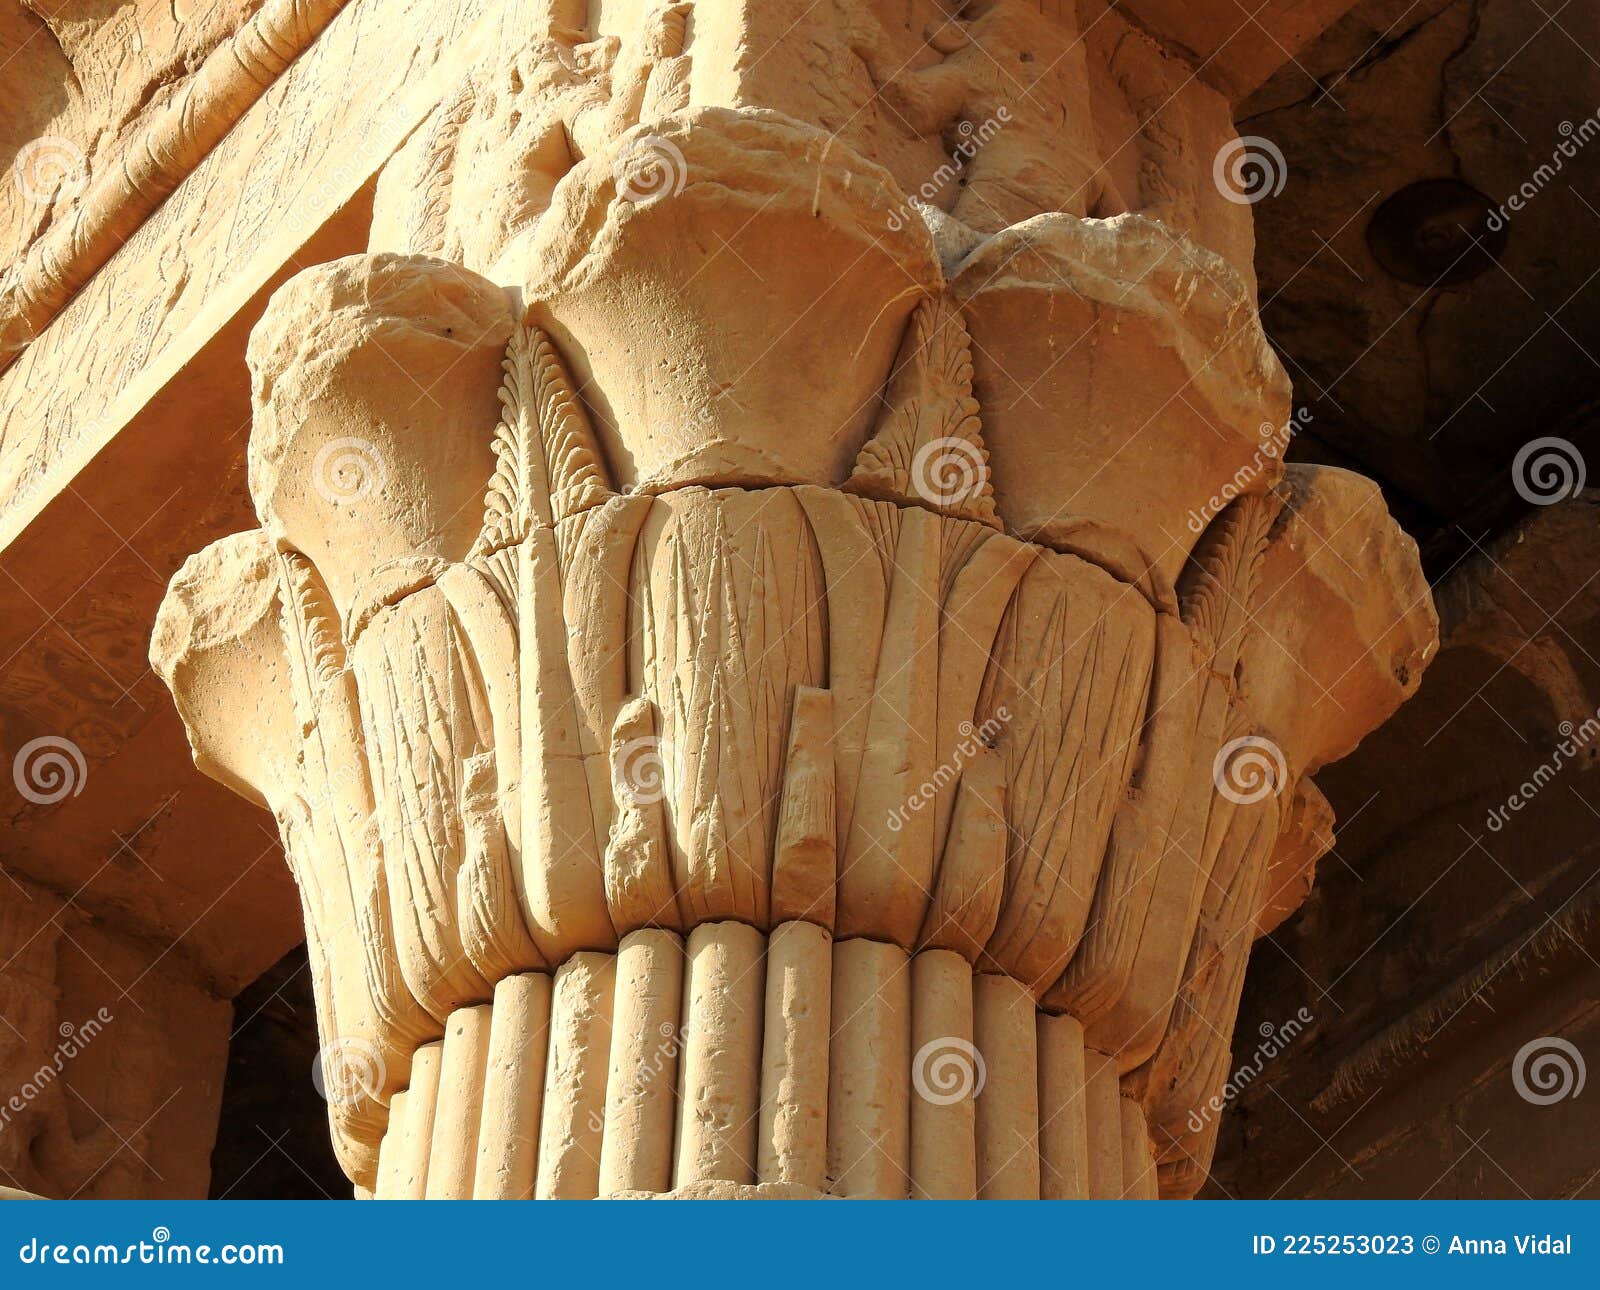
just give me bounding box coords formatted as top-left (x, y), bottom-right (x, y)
top-left (845, 295), bottom-right (1000, 529)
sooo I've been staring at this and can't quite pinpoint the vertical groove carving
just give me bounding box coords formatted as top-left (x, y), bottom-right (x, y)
top-left (674, 921), bottom-right (765, 1187)
top-left (601, 930), bottom-right (684, 1194)
top-left (908, 949), bottom-right (977, 1199)
top-left (474, 972), bottom-right (553, 1200)
top-left (828, 938), bottom-right (911, 1198)
top-left (758, 920), bottom-right (832, 1189)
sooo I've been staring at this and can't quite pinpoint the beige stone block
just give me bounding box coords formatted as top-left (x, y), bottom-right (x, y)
top-left (601, 930), bottom-right (685, 1195)
top-left (770, 689), bottom-right (838, 930)
top-left (375, 1092), bottom-right (409, 1199)
top-left (758, 920), bottom-right (832, 1189)
top-left (425, 1004), bottom-right (494, 1199)
top-left (1038, 1013), bottom-right (1090, 1200)
top-left (134, 0), bottom-right (1441, 1205)
top-left (974, 973), bottom-right (1040, 1199)
top-left (392, 1040), bottom-right (443, 1201)
top-left (1120, 1096), bottom-right (1160, 1200)
top-left (474, 972), bottom-right (553, 1200)
top-left (675, 921), bottom-right (765, 1187)
top-left (828, 938), bottom-right (911, 1198)
top-left (909, 949), bottom-right (977, 1200)
top-left (0, 0), bottom-right (518, 546)
top-left (536, 952), bottom-right (616, 1199)
top-left (1084, 1049), bottom-right (1123, 1200)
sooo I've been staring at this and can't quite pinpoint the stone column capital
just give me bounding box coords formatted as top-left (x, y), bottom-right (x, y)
top-left (152, 2), bottom-right (1436, 1199)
